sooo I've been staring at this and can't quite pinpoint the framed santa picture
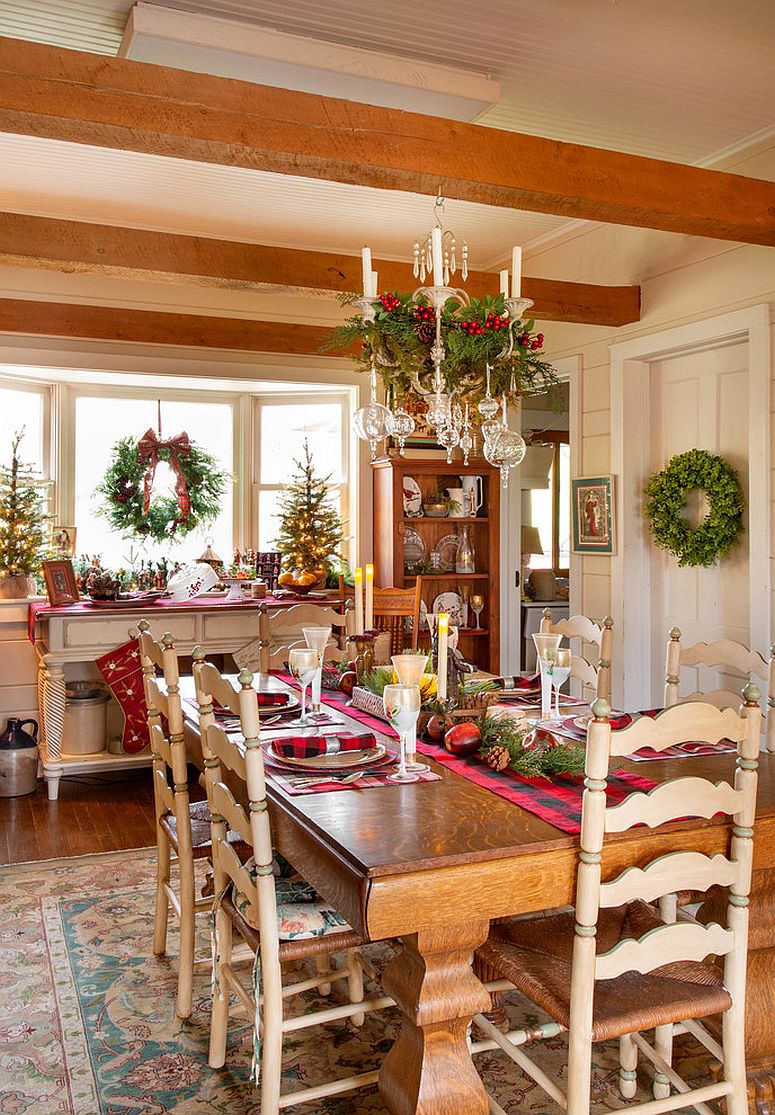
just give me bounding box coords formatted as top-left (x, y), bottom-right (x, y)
top-left (571, 475), bottom-right (615, 555)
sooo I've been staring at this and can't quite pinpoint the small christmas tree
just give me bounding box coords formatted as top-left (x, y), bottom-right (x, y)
top-left (275, 441), bottom-right (343, 577)
top-left (0, 430), bottom-right (48, 586)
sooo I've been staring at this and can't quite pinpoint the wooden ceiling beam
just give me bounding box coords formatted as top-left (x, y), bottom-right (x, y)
top-left (0, 212), bottom-right (640, 326)
top-left (0, 37), bottom-right (773, 245)
top-left (0, 297), bottom-right (353, 355)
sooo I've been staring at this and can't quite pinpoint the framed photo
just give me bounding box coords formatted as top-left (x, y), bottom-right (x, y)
top-left (571, 476), bottom-right (616, 554)
top-left (42, 559), bottom-right (80, 605)
top-left (50, 525), bottom-right (77, 557)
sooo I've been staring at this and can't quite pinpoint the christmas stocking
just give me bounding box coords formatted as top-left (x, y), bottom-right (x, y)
top-left (96, 638), bottom-right (149, 755)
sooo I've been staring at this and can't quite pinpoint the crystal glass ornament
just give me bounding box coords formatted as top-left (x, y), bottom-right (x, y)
top-left (352, 401), bottom-right (394, 460)
top-left (484, 426), bottom-right (526, 488)
top-left (389, 406), bottom-right (415, 455)
top-left (481, 416), bottom-right (504, 445)
top-left (436, 423), bottom-right (460, 463)
top-left (478, 364), bottom-right (500, 422)
top-left (426, 392), bottom-right (451, 429)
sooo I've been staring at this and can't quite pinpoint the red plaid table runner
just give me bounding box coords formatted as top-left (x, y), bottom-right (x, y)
top-left (271, 730), bottom-right (377, 759)
top-left (274, 671), bottom-right (656, 833)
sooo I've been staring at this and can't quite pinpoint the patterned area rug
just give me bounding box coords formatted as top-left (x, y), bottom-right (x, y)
top-left (0, 849), bottom-right (711, 1114)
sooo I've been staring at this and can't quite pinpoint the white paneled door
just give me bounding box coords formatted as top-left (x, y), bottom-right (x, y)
top-left (648, 341), bottom-right (750, 702)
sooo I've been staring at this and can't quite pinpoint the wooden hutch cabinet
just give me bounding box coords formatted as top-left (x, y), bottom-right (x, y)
top-left (372, 458), bottom-right (500, 673)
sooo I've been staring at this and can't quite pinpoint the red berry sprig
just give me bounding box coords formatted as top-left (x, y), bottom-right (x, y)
top-left (415, 304), bottom-right (435, 322)
top-left (459, 312), bottom-right (510, 336)
top-left (379, 292), bottom-right (400, 312)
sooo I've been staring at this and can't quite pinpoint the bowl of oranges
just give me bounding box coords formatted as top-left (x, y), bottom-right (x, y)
top-left (277, 569), bottom-right (320, 595)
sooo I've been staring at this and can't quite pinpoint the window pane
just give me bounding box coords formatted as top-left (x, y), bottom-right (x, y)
top-left (529, 462), bottom-right (554, 570)
top-left (259, 403), bottom-right (342, 485)
top-left (558, 442), bottom-right (571, 570)
top-left (75, 396), bottom-right (232, 568)
top-left (0, 388), bottom-right (44, 471)
top-left (258, 489), bottom-right (284, 551)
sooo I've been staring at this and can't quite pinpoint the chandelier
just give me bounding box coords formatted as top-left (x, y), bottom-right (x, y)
top-left (346, 192), bottom-right (554, 487)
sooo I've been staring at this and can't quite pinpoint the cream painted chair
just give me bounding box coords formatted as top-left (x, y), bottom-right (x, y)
top-left (665, 627), bottom-right (775, 750)
top-left (471, 691), bottom-right (761, 1115)
top-left (234, 602), bottom-right (353, 674)
top-left (138, 620), bottom-right (249, 1019)
top-left (191, 651), bottom-right (393, 1111)
top-left (540, 608), bottom-right (614, 701)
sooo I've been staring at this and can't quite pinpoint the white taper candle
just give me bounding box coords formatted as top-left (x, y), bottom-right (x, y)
top-left (511, 246), bottom-right (522, 298)
top-left (437, 612), bottom-right (449, 700)
top-left (431, 227), bottom-right (444, 287)
top-left (361, 247), bottom-right (372, 296)
top-left (499, 268), bottom-right (509, 296)
top-left (354, 567), bottom-right (364, 633)
top-left (365, 564), bottom-right (374, 628)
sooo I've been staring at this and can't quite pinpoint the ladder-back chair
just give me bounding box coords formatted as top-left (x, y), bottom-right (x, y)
top-left (472, 691), bottom-right (761, 1115)
top-left (665, 627), bottom-right (775, 750)
top-left (259, 602), bottom-right (352, 673)
top-left (540, 608), bottom-right (614, 701)
top-left (373, 579), bottom-right (423, 656)
top-left (191, 651), bottom-right (393, 1111)
top-left (137, 620), bottom-right (216, 1019)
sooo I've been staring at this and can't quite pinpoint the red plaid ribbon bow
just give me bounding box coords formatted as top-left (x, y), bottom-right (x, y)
top-left (136, 428), bottom-right (192, 532)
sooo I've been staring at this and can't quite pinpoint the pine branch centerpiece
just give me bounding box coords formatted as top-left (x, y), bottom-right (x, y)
top-left (275, 441), bottom-right (344, 591)
top-left (478, 714), bottom-right (586, 779)
top-left (0, 430), bottom-right (49, 599)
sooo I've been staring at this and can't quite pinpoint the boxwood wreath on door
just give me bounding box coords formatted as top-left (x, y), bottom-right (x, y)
top-left (643, 449), bottom-right (744, 568)
top-left (97, 427), bottom-right (228, 543)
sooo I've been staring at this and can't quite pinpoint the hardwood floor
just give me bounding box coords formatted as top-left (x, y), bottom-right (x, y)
top-left (0, 769), bottom-right (204, 866)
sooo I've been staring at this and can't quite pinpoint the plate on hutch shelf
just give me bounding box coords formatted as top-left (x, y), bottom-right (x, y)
top-left (85, 592), bottom-right (162, 608)
top-left (403, 526), bottom-right (426, 573)
top-left (402, 476), bottom-right (422, 517)
top-left (432, 591), bottom-right (464, 627)
top-left (435, 533), bottom-right (462, 571)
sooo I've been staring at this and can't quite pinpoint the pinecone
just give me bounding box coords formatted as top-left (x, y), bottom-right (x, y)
top-left (417, 321), bottom-right (436, 344)
top-left (485, 745), bottom-right (510, 772)
top-left (87, 571), bottom-right (121, 600)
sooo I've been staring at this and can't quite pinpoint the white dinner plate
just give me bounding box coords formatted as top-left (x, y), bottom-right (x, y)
top-left (435, 533), bottom-right (462, 571)
top-left (432, 591), bottom-right (464, 627)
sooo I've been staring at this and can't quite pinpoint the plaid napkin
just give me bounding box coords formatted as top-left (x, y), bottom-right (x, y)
top-left (213, 692), bottom-right (288, 712)
top-left (492, 673), bottom-right (540, 690)
top-left (271, 729), bottom-right (377, 759)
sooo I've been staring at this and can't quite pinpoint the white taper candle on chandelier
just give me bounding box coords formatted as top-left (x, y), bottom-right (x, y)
top-left (437, 613), bottom-right (449, 700)
top-left (499, 268), bottom-right (509, 296)
top-left (354, 567), bottom-right (364, 632)
top-left (511, 246), bottom-right (522, 298)
top-left (361, 247), bottom-right (373, 296)
top-left (431, 226), bottom-right (444, 287)
top-left (371, 271), bottom-right (379, 298)
top-left (365, 564), bottom-right (374, 628)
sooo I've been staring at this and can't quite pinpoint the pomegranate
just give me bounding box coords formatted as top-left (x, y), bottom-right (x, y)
top-left (338, 671), bottom-right (357, 698)
top-left (444, 722), bottom-right (482, 758)
top-left (425, 713), bottom-right (453, 741)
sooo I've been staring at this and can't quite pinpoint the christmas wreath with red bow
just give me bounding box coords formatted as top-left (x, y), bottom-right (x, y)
top-left (97, 428), bottom-right (228, 543)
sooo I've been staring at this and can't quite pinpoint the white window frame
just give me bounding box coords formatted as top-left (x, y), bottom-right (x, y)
top-left (252, 391), bottom-right (355, 565)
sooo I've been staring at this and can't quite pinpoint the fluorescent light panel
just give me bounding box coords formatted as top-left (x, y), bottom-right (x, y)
top-left (120, 3), bottom-right (500, 121)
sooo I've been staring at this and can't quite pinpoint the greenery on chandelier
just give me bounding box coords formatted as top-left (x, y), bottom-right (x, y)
top-left (275, 441), bottom-right (343, 576)
top-left (0, 430), bottom-right (49, 577)
top-left (325, 290), bottom-right (559, 401)
top-left (97, 432), bottom-right (228, 544)
top-left (643, 449), bottom-right (745, 568)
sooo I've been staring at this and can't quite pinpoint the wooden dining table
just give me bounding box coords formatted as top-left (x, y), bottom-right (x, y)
top-left (181, 679), bottom-right (775, 1115)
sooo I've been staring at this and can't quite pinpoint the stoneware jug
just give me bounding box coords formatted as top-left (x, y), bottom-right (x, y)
top-left (0, 718), bottom-right (39, 797)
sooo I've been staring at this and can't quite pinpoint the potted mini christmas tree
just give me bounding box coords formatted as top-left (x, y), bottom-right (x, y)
top-left (0, 431), bottom-right (48, 599)
top-left (275, 441), bottom-right (343, 591)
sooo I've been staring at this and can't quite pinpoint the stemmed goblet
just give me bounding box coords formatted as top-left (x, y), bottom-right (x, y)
top-left (470, 594), bottom-right (485, 630)
top-left (391, 655), bottom-right (430, 773)
top-left (383, 683), bottom-right (421, 783)
top-left (551, 648), bottom-right (572, 717)
top-left (532, 633), bottom-right (562, 721)
top-left (302, 626), bottom-right (332, 722)
top-left (288, 647), bottom-right (320, 726)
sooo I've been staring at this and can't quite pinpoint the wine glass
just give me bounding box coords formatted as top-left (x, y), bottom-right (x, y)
top-left (288, 647), bottom-right (320, 725)
top-left (302, 626), bottom-right (332, 721)
top-left (470, 594), bottom-right (485, 630)
top-left (532, 633), bottom-right (562, 721)
top-left (383, 683), bottom-right (421, 783)
top-left (391, 656), bottom-right (430, 773)
top-left (551, 648), bottom-right (572, 717)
